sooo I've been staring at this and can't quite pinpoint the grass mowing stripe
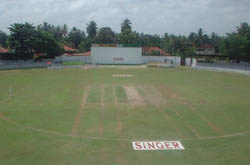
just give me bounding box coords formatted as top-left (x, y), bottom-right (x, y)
top-left (99, 85), bottom-right (104, 136)
top-left (115, 86), bottom-right (128, 103)
top-left (104, 86), bottom-right (114, 103)
top-left (1, 68), bottom-right (250, 164)
top-left (87, 86), bottom-right (101, 103)
top-left (71, 87), bottom-right (89, 136)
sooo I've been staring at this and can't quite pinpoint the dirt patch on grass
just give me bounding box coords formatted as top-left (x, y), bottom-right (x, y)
top-left (140, 86), bottom-right (166, 105)
top-left (124, 86), bottom-right (144, 107)
top-left (71, 86), bottom-right (90, 136)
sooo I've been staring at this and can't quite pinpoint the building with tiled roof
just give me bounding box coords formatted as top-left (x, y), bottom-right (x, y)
top-left (143, 47), bottom-right (170, 56)
top-left (0, 47), bottom-right (8, 53)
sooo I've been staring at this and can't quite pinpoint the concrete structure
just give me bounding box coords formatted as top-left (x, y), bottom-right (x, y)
top-left (55, 45), bottom-right (181, 66)
top-left (185, 58), bottom-right (197, 67)
top-left (91, 47), bottom-right (143, 64)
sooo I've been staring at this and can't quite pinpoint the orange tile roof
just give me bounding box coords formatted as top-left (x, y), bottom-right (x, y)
top-left (64, 51), bottom-right (91, 56)
top-left (0, 47), bottom-right (8, 53)
top-left (82, 51), bottom-right (91, 56)
top-left (143, 47), bottom-right (169, 56)
top-left (64, 45), bottom-right (78, 52)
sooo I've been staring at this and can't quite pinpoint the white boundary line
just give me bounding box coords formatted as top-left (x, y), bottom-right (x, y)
top-left (1, 113), bottom-right (250, 142)
top-left (192, 66), bottom-right (250, 75)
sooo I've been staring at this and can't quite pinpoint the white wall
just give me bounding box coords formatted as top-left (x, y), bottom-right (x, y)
top-left (185, 58), bottom-right (197, 66)
top-left (91, 47), bottom-right (143, 64)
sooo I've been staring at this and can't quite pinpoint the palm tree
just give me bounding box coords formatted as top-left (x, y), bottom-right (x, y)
top-left (197, 28), bottom-right (205, 47)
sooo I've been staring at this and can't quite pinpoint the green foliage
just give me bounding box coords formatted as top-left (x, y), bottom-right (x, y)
top-left (237, 22), bottom-right (250, 38)
top-left (86, 21), bottom-right (97, 39)
top-left (121, 18), bottom-right (132, 33)
top-left (220, 34), bottom-right (249, 59)
top-left (118, 29), bottom-right (138, 45)
top-left (96, 27), bottom-right (116, 44)
top-left (8, 23), bottom-right (63, 59)
top-left (3, 20), bottom-right (250, 61)
top-left (33, 30), bottom-right (64, 58)
top-left (37, 22), bottom-right (68, 41)
top-left (219, 22), bottom-right (250, 60)
top-left (8, 23), bottom-right (37, 59)
top-left (79, 38), bottom-right (93, 52)
top-left (210, 32), bottom-right (221, 53)
top-left (68, 27), bottom-right (86, 48)
top-left (0, 31), bottom-right (8, 47)
top-left (141, 34), bottom-right (161, 47)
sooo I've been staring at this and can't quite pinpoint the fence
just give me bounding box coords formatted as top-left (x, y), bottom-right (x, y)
top-left (142, 56), bottom-right (181, 66)
top-left (0, 60), bottom-right (50, 70)
top-left (55, 55), bottom-right (92, 64)
top-left (196, 62), bottom-right (250, 71)
top-left (1, 55), bottom-right (181, 70)
top-left (192, 61), bottom-right (250, 75)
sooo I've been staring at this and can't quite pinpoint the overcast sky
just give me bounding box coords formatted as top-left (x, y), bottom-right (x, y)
top-left (1, 0), bottom-right (250, 36)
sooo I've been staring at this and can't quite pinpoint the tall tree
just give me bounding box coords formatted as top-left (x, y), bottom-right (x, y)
top-left (188, 32), bottom-right (197, 44)
top-left (220, 33), bottom-right (249, 61)
top-left (118, 19), bottom-right (139, 45)
top-left (197, 28), bottom-right (205, 47)
top-left (210, 32), bottom-right (221, 53)
top-left (96, 27), bottom-right (116, 44)
top-left (0, 31), bottom-right (8, 47)
top-left (86, 21), bottom-right (97, 39)
top-left (121, 18), bottom-right (132, 33)
top-left (37, 22), bottom-right (67, 41)
top-left (118, 29), bottom-right (138, 45)
top-left (8, 23), bottom-right (37, 59)
top-left (33, 30), bottom-right (64, 58)
top-left (237, 22), bottom-right (250, 37)
top-left (62, 24), bottom-right (68, 38)
top-left (68, 27), bottom-right (85, 48)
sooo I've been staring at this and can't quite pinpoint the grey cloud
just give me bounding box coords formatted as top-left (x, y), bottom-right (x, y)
top-left (0, 0), bottom-right (250, 36)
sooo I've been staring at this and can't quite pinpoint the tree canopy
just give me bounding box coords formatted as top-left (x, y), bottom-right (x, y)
top-left (121, 19), bottom-right (132, 33)
top-left (86, 21), bottom-right (97, 39)
top-left (1, 20), bottom-right (250, 60)
top-left (68, 27), bottom-right (86, 48)
top-left (0, 31), bottom-right (8, 47)
top-left (8, 22), bottom-right (63, 59)
top-left (96, 27), bottom-right (116, 44)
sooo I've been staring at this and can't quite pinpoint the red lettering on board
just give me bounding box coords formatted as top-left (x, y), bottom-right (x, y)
top-left (143, 142), bottom-right (146, 149)
top-left (147, 142), bottom-right (156, 149)
top-left (135, 142), bottom-right (142, 150)
top-left (172, 142), bottom-right (180, 149)
top-left (165, 142), bottom-right (173, 149)
top-left (156, 142), bottom-right (164, 149)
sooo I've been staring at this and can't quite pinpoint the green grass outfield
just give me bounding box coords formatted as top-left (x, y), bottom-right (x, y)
top-left (0, 67), bottom-right (250, 165)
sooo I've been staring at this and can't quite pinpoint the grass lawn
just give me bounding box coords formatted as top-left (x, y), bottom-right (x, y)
top-left (0, 67), bottom-right (250, 165)
top-left (63, 61), bottom-right (85, 66)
